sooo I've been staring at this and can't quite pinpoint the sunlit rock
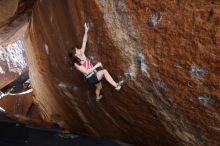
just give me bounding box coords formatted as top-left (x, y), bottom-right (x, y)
top-left (0, 39), bottom-right (28, 88)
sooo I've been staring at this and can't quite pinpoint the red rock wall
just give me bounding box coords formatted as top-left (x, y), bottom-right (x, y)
top-left (19, 0), bottom-right (220, 145)
top-left (0, 0), bottom-right (35, 45)
top-left (0, 0), bottom-right (33, 92)
top-left (0, 0), bottom-right (54, 135)
top-left (0, 93), bottom-right (42, 121)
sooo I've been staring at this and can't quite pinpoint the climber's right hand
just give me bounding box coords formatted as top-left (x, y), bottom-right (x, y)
top-left (84, 23), bottom-right (89, 31)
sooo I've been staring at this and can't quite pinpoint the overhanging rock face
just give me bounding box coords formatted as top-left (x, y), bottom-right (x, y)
top-left (1, 0), bottom-right (220, 146)
top-left (0, 0), bottom-right (33, 89)
top-left (0, 0), bottom-right (35, 45)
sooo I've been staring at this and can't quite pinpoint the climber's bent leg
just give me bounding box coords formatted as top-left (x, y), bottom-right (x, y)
top-left (95, 82), bottom-right (102, 97)
top-left (96, 69), bottom-right (117, 87)
top-left (95, 82), bottom-right (103, 101)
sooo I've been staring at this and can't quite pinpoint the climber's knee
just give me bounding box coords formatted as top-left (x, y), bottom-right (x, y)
top-left (95, 83), bottom-right (102, 90)
top-left (99, 84), bottom-right (102, 90)
top-left (102, 69), bottom-right (107, 74)
top-left (96, 86), bottom-right (101, 91)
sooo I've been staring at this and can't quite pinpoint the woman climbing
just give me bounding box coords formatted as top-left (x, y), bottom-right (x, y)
top-left (73, 23), bottom-right (123, 101)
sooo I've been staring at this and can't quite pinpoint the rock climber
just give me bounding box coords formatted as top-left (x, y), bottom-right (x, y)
top-left (72, 23), bottom-right (123, 101)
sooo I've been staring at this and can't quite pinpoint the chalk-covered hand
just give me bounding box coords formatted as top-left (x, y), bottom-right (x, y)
top-left (84, 23), bottom-right (89, 31)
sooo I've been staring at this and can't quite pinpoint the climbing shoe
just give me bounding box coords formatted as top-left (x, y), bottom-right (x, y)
top-left (96, 95), bottom-right (103, 101)
top-left (115, 80), bottom-right (124, 91)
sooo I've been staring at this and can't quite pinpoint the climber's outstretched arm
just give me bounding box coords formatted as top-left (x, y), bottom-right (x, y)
top-left (81, 23), bottom-right (89, 54)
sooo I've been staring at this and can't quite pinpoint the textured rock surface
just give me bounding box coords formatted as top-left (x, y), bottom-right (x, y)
top-left (0, 92), bottom-right (42, 121)
top-left (0, 0), bottom-right (32, 89)
top-left (0, 39), bottom-right (28, 88)
top-left (0, 0), bottom-right (35, 45)
top-left (1, 0), bottom-right (220, 146)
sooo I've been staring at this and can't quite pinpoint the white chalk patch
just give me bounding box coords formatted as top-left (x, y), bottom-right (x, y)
top-left (137, 51), bottom-right (145, 61)
top-left (0, 40), bottom-right (27, 75)
top-left (190, 64), bottom-right (205, 78)
top-left (124, 65), bottom-right (137, 80)
top-left (0, 107), bottom-right (5, 112)
top-left (44, 44), bottom-right (49, 55)
top-left (155, 80), bottom-right (165, 90)
top-left (149, 10), bottom-right (162, 27)
top-left (197, 95), bottom-right (214, 105)
top-left (137, 51), bottom-right (150, 77)
top-left (9, 89), bottom-right (33, 96)
top-left (0, 66), bottom-right (5, 74)
top-left (141, 62), bottom-right (150, 77)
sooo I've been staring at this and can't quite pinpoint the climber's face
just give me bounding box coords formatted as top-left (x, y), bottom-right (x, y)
top-left (75, 48), bottom-right (82, 58)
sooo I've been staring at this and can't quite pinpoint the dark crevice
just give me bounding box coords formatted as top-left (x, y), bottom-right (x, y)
top-left (26, 103), bottom-right (35, 117)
